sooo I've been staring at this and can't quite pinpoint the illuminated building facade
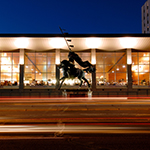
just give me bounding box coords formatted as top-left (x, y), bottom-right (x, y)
top-left (142, 0), bottom-right (150, 33)
top-left (0, 34), bottom-right (150, 97)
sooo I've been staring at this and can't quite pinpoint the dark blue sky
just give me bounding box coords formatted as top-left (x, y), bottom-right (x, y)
top-left (0, 0), bottom-right (146, 34)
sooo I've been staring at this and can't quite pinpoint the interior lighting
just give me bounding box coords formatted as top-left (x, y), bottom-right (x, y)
top-left (24, 80), bottom-right (29, 86)
top-left (143, 57), bottom-right (149, 61)
top-left (15, 38), bottom-right (29, 48)
top-left (132, 65), bottom-right (138, 72)
top-left (50, 38), bottom-right (66, 49)
top-left (132, 65), bottom-right (144, 72)
top-left (120, 37), bottom-right (137, 48)
top-left (51, 79), bottom-right (56, 84)
top-left (122, 65), bottom-right (126, 68)
top-left (86, 38), bottom-right (101, 48)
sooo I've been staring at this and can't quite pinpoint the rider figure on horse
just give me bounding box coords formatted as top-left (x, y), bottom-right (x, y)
top-left (68, 51), bottom-right (96, 74)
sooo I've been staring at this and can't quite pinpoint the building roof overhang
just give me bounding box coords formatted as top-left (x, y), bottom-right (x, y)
top-left (0, 33), bottom-right (150, 51)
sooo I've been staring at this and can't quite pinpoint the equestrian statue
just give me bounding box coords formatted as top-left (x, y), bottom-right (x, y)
top-left (58, 52), bottom-right (95, 89)
top-left (58, 27), bottom-right (96, 90)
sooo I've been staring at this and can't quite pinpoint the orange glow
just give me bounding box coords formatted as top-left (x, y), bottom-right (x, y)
top-left (1, 53), bottom-right (19, 81)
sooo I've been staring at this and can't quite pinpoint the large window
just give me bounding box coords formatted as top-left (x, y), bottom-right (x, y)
top-left (96, 52), bottom-right (127, 87)
top-left (0, 52), bottom-right (19, 87)
top-left (24, 52), bottom-right (55, 87)
top-left (60, 52), bottom-right (92, 88)
top-left (132, 52), bottom-right (150, 87)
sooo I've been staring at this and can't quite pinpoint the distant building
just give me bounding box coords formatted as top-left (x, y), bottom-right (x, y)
top-left (142, 0), bottom-right (150, 33)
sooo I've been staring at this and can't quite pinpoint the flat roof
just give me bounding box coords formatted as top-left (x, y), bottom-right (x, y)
top-left (0, 33), bottom-right (150, 38)
top-left (0, 33), bottom-right (150, 51)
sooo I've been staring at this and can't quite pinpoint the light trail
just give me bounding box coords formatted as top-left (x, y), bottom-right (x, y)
top-left (0, 97), bottom-right (127, 100)
top-left (0, 124), bottom-right (150, 134)
top-left (1, 96), bottom-right (150, 103)
top-left (1, 117), bottom-right (150, 123)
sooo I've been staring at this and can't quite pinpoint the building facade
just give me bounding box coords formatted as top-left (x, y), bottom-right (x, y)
top-left (0, 34), bottom-right (150, 97)
top-left (142, 0), bottom-right (150, 33)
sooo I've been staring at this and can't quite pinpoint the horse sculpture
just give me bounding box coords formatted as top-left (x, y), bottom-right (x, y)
top-left (58, 60), bottom-right (91, 89)
top-left (68, 51), bottom-right (96, 73)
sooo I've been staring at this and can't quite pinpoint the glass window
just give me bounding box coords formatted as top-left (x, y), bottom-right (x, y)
top-left (96, 65), bottom-right (104, 72)
top-left (0, 52), bottom-right (19, 87)
top-left (36, 53), bottom-right (47, 64)
top-left (139, 56), bottom-right (149, 64)
top-left (96, 52), bottom-right (127, 87)
top-left (132, 52), bottom-right (150, 87)
top-left (47, 64), bottom-right (55, 72)
top-left (132, 65), bottom-right (138, 72)
top-left (132, 56), bottom-right (138, 64)
top-left (104, 57), bottom-right (115, 65)
top-left (13, 65), bottom-right (19, 72)
top-left (24, 52), bottom-right (55, 87)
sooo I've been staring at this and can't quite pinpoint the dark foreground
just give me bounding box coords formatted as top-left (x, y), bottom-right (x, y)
top-left (0, 134), bottom-right (150, 150)
top-left (0, 97), bottom-right (150, 150)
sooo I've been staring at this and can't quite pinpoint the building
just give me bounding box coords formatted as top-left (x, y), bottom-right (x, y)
top-left (0, 34), bottom-right (150, 97)
top-left (142, 0), bottom-right (150, 33)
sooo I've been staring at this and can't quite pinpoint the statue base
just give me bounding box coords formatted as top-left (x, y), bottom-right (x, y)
top-left (62, 90), bottom-right (67, 97)
top-left (62, 89), bottom-right (92, 97)
top-left (88, 89), bottom-right (92, 97)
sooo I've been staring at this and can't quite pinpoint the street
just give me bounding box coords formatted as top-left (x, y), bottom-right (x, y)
top-left (0, 97), bottom-right (150, 150)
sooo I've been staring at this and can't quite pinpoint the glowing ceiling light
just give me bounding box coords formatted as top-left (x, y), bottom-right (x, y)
top-left (50, 38), bottom-right (66, 48)
top-left (120, 37), bottom-right (137, 48)
top-left (15, 38), bottom-right (29, 48)
top-left (86, 38), bottom-right (101, 48)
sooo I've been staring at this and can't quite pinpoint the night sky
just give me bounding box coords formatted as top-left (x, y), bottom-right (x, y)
top-left (0, 0), bottom-right (147, 34)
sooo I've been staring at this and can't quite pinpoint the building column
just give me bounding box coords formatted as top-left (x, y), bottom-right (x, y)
top-left (19, 49), bottom-right (25, 91)
top-left (127, 49), bottom-right (132, 90)
top-left (91, 49), bottom-right (96, 90)
top-left (55, 49), bottom-right (60, 89)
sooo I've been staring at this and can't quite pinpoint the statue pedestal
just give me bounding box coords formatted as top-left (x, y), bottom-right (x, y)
top-left (62, 90), bottom-right (67, 97)
top-left (88, 89), bottom-right (92, 97)
top-left (62, 89), bottom-right (92, 97)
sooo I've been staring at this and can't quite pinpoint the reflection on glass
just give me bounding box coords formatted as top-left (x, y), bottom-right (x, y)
top-left (132, 52), bottom-right (150, 86)
top-left (96, 52), bottom-right (127, 87)
top-left (0, 53), bottom-right (19, 87)
top-left (24, 52), bottom-right (56, 87)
